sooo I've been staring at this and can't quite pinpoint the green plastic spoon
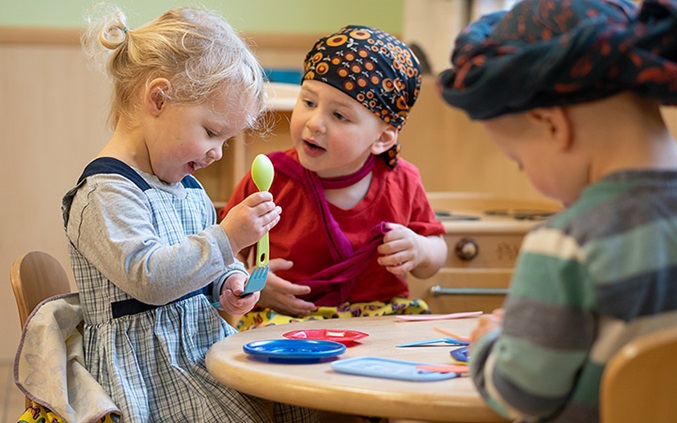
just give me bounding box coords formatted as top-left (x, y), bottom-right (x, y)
top-left (251, 154), bottom-right (274, 269)
top-left (251, 154), bottom-right (274, 192)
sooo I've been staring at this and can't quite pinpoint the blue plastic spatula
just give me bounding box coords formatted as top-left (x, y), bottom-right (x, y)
top-left (396, 337), bottom-right (470, 348)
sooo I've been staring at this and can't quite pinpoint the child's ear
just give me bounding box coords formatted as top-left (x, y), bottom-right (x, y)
top-left (371, 125), bottom-right (398, 155)
top-left (527, 107), bottom-right (573, 151)
top-left (145, 78), bottom-right (172, 116)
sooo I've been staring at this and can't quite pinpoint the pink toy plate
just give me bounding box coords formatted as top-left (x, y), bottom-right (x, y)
top-left (283, 329), bottom-right (369, 346)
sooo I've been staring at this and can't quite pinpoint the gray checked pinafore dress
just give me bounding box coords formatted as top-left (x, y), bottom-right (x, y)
top-left (62, 157), bottom-right (316, 423)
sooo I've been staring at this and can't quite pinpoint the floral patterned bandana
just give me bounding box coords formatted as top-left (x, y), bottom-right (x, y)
top-left (303, 25), bottom-right (423, 168)
top-left (438, 0), bottom-right (677, 120)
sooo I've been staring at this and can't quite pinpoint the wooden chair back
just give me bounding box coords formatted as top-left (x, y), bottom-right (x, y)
top-left (600, 326), bottom-right (677, 423)
top-left (10, 251), bottom-right (72, 328)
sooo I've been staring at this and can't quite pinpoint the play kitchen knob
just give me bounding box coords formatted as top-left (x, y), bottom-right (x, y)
top-left (455, 237), bottom-right (479, 261)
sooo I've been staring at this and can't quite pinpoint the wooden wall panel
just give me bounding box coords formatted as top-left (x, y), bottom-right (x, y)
top-left (0, 42), bottom-right (111, 360)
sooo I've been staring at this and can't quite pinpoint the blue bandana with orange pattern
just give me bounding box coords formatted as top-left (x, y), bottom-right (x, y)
top-left (303, 25), bottom-right (423, 168)
top-left (438, 0), bottom-right (677, 120)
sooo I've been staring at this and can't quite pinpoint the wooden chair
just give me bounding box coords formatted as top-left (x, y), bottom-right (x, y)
top-left (10, 251), bottom-right (72, 409)
top-left (600, 326), bottom-right (677, 423)
top-left (10, 250), bottom-right (72, 329)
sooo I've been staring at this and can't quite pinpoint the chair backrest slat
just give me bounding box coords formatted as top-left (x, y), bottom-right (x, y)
top-left (600, 326), bottom-right (677, 423)
top-left (10, 251), bottom-right (71, 328)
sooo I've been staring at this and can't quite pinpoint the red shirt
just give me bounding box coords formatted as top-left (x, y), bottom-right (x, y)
top-left (223, 149), bottom-right (445, 304)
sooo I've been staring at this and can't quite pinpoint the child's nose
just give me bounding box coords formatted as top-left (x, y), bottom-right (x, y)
top-left (207, 148), bottom-right (222, 161)
top-left (306, 113), bottom-right (326, 135)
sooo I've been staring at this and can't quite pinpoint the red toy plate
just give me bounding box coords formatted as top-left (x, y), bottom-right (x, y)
top-left (283, 329), bottom-right (369, 346)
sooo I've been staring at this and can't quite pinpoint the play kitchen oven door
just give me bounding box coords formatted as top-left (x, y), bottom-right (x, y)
top-left (408, 192), bottom-right (559, 314)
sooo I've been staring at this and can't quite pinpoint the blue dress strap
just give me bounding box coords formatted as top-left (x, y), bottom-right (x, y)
top-left (78, 157), bottom-right (202, 190)
top-left (70, 157), bottom-right (210, 316)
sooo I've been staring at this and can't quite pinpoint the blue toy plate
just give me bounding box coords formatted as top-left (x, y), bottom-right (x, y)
top-left (331, 356), bottom-right (460, 381)
top-left (243, 339), bottom-right (346, 363)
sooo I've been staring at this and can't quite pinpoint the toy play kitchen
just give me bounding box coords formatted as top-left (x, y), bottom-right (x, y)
top-left (409, 192), bottom-right (561, 314)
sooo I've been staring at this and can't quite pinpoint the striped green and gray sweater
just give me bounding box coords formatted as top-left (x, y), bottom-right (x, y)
top-left (470, 170), bottom-right (677, 422)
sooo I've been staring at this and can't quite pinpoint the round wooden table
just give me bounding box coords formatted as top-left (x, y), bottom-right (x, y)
top-left (206, 316), bottom-right (508, 422)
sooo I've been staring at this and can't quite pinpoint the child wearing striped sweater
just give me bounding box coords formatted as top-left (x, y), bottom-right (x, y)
top-left (439, 0), bottom-right (677, 421)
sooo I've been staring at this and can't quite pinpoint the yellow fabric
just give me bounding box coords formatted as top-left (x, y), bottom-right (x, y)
top-left (238, 297), bottom-right (429, 331)
top-left (18, 401), bottom-right (120, 423)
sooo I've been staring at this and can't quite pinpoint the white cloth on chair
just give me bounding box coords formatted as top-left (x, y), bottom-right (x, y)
top-left (14, 293), bottom-right (120, 423)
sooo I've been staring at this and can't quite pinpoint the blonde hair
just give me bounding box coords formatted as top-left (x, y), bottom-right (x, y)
top-left (82, 4), bottom-right (266, 130)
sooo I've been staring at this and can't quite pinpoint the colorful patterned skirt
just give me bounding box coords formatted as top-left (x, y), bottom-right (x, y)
top-left (17, 401), bottom-right (120, 423)
top-left (237, 297), bottom-right (430, 331)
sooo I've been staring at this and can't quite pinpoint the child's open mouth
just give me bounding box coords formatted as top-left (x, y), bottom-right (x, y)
top-left (189, 161), bottom-right (202, 173)
top-left (304, 140), bottom-right (325, 151)
top-left (303, 140), bottom-right (326, 158)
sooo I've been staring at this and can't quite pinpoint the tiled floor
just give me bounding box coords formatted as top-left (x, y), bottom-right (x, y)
top-left (0, 360), bottom-right (25, 423)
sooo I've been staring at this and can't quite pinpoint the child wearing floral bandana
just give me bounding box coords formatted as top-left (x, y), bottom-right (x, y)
top-left (438, 0), bottom-right (677, 422)
top-left (222, 25), bottom-right (447, 330)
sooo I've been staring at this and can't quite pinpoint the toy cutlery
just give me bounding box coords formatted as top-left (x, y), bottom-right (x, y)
top-left (433, 327), bottom-right (471, 343)
top-left (241, 154), bottom-right (275, 297)
top-left (394, 311), bottom-right (482, 321)
top-left (396, 337), bottom-right (470, 348)
top-left (415, 364), bottom-right (468, 374)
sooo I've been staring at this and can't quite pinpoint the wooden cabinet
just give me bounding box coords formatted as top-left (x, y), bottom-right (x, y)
top-left (408, 192), bottom-right (560, 314)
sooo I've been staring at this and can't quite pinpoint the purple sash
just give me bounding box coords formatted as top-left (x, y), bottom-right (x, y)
top-left (269, 152), bottom-right (388, 306)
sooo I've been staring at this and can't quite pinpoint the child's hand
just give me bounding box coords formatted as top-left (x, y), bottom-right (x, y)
top-left (376, 223), bottom-right (426, 275)
top-left (257, 258), bottom-right (317, 317)
top-left (376, 223), bottom-right (447, 278)
top-left (219, 192), bottom-right (281, 254)
top-left (217, 272), bottom-right (260, 315)
top-left (469, 308), bottom-right (504, 352)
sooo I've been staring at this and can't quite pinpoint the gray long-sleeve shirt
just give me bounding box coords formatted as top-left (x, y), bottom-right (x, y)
top-left (63, 158), bottom-right (246, 306)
